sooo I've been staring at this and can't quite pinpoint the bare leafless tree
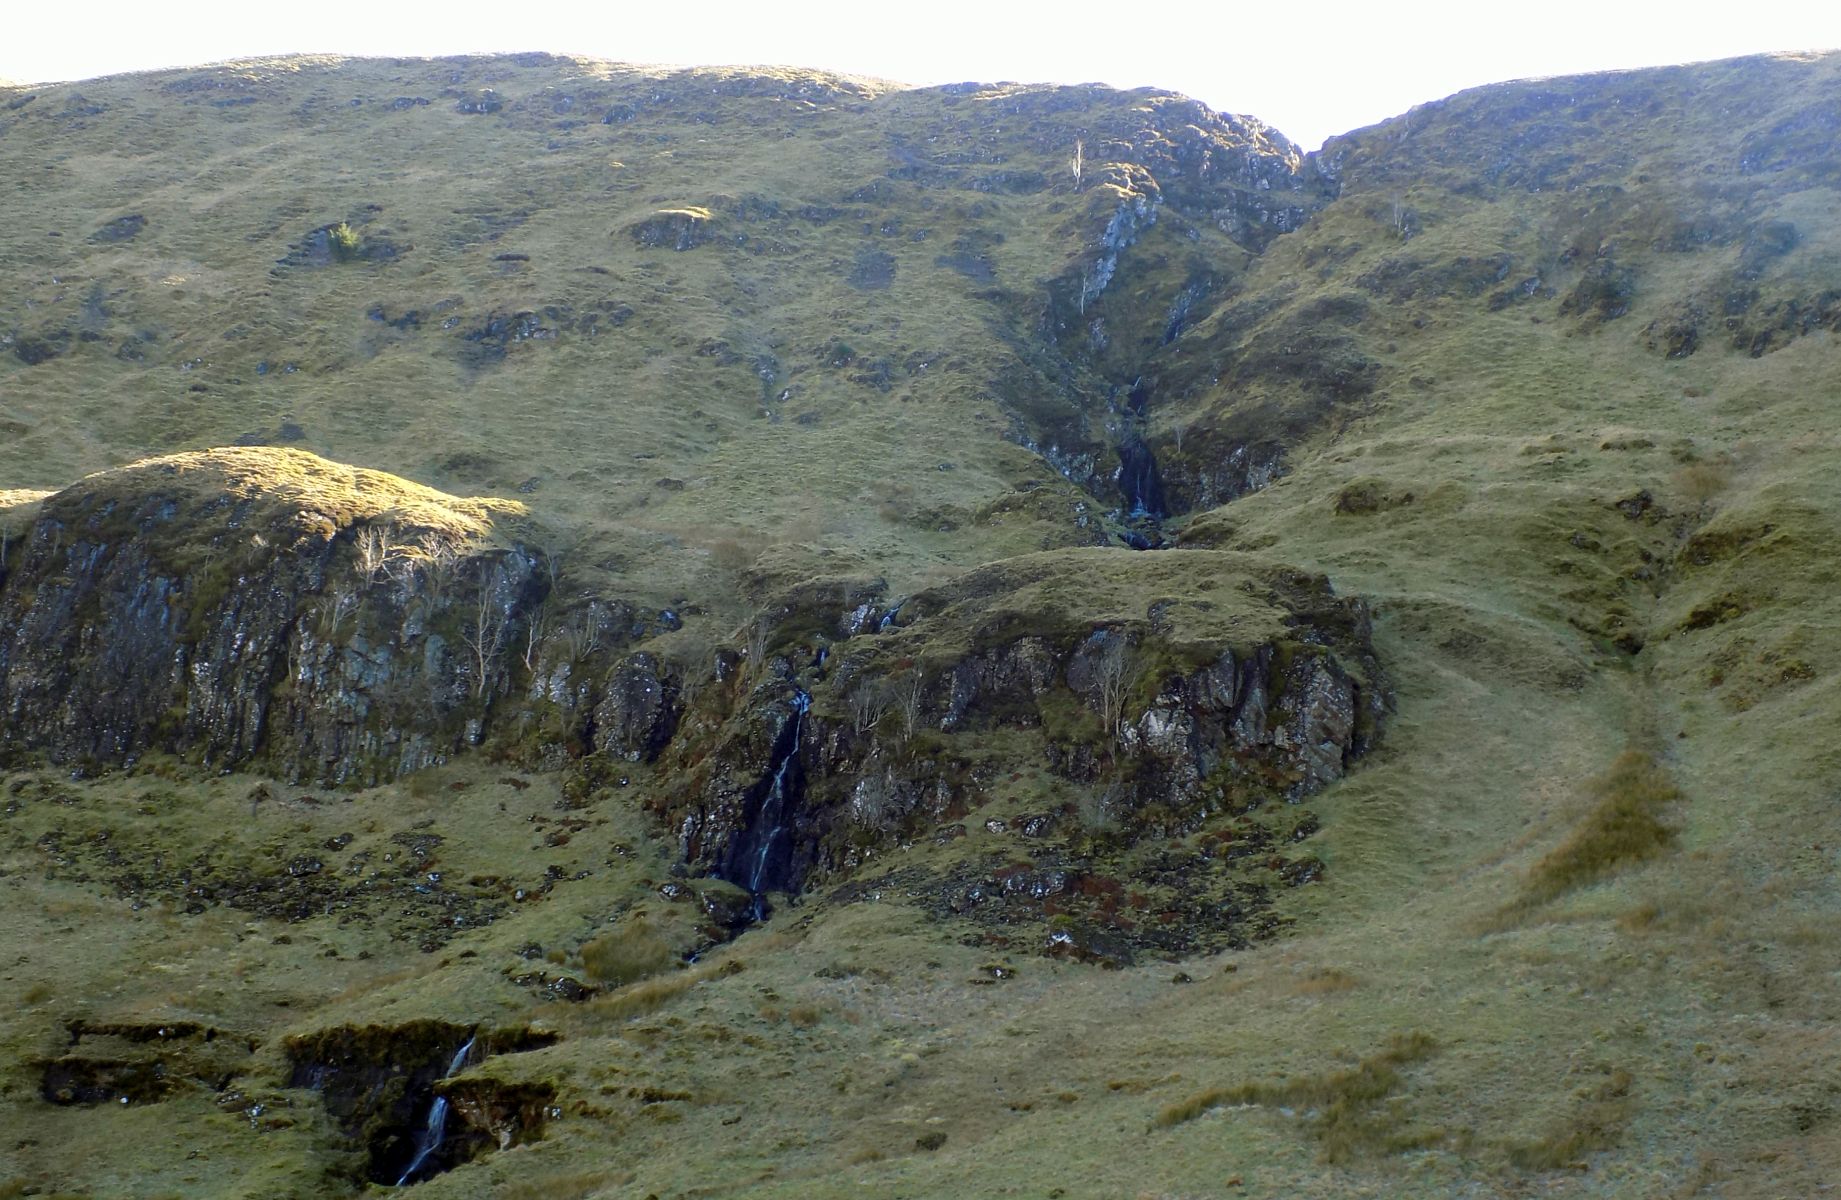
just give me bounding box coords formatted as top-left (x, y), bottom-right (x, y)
top-left (1069, 138), bottom-right (1085, 192)
top-left (354, 524), bottom-right (395, 587)
top-left (667, 630), bottom-right (717, 712)
top-left (1075, 773), bottom-right (1127, 833)
top-left (848, 677), bottom-right (889, 734)
top-left (1094, 633), bottom-right (1138, 737)
top-left (1390, 197), bottom-right (1414, 241)
top-left (559, 615), bottom-right (601, 663)
top-left (522, 610), bottom-right (548, 672)
top-left (849, 766), bottom-right (900, 830)
top-left (308, 591), bottom-right (360, 643)
top-left (892, 672), bottom-right (924, 743)
top-left (386, 536), bottom-right (461, 607)
top-left (742, 618), bottom-right (769, 677)
top-left (406, 537), bottom-right (462, 606)
top-left (461, 570), bottom-right (510, 698)
top-left (533, 524), bottom-right (580, 591)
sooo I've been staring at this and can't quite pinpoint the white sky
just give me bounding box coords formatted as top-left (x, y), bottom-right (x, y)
top-left (4, 0), bottom-right (1838, 148)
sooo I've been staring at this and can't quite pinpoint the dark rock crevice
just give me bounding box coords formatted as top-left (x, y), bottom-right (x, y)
top-left (1113, 378), bottom-right (1170, 548)
top-left (716, 686), bottom-right (812, 919)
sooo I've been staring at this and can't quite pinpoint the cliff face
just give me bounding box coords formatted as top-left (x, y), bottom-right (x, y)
top-left (651, 552), bottom-right (1380, 947)
top-left (0, 449), bottom-right (546, 784)
top-left (0, 449), bottom-right (1382, 928)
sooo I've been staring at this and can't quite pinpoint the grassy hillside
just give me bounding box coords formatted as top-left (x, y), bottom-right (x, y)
top-left (2, 50), bottom-right (1839, 1197)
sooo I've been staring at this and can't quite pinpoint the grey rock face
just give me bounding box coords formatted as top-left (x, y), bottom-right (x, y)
top-left (590, 653), bottom-right (680, 762)
top-left (0, 453), bottom-right (546, 784)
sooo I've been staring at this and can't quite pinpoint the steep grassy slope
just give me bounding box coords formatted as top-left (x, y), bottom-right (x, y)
top-left (1, 50), bottom-right (1839, 1198)
top-left (0, 54), bottom-right (1314, 613)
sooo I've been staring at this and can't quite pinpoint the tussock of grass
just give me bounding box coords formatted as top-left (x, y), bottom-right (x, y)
top-left (1503, 750), bottom-right (1678, 919)
top-left (36, 448), bottom-right (528, 581)
top-left (1289, 967), bottom-right (1361, 996)
top-left (1155, 1032), bottom-right (1440, 1162)
top-left (580, 915), bottom-right (677, 987)
top-left (1507, 1068), bottom-right (1634, 1170)
top-left (586, 959), bottom-right (741, 1022)
top-left (0, 488), bottom-right (52, 511)
top-left (493, 1170), bottom-right (626, 1200)
top-left (117, 447), bottom-right (520, 539)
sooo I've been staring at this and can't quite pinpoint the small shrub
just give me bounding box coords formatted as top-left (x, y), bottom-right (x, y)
top-left (328, 222), bottom-right (362, 261)
top-left (1073, 776), bottom-right (1125, 834)
top-left (586, 959), bottom-right (739, 1022)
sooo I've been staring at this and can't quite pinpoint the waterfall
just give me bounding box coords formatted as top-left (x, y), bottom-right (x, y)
top-left (722, 689), bottom-right (811, 921)
top-left (1116, 378), bottom-right (1167, 548)
top-left (1118, 435), bottom-right (1167, 521)
top-left (394, 1034), bottom-right (476, 1187)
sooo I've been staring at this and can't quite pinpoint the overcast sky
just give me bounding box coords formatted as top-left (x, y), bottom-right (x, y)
top-left (5, 0), bottom-right (1838, 148)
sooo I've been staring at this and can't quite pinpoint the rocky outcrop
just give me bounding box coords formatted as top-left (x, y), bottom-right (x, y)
top-left (0, 449), bottom-right (546, 784)
top-left (588, 652), bottom-right (681, 761)
top-left (662, 551), bottom-right (1382, 900)
top-left (629, 207), bottom-right (716, 250)
top-left (1078, 189), bottom-right (1161, 313)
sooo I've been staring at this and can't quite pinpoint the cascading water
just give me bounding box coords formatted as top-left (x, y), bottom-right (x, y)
top-left (721, 688), bottom-right (811, 921)
top-left (1117, 436), bottom-right (1167, 522)
top-left (394, 1034), bottom-right (476, 1187)
top-left (1116, 379), bottom-right (1168, 549)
